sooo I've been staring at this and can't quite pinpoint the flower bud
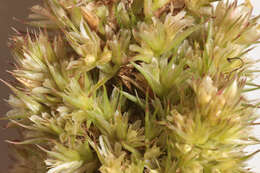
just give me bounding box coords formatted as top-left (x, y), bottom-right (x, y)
top-left (224, 80), bottom-right (238, 102)
top-left (81, 5), bottom-right (99, 30)
top-left (197, 76), bottom-right (217, 106)
top-left (84, 54), bottom-right (96, 65)
top-left (209, 95), bottom-right (226, 119)
top-left (7, 95), bottom-right (25, 108)
top-left (236, 25), bottom-right (260, 45)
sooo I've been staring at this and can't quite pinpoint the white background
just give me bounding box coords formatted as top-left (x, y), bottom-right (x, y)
top-left (240, 0), bottom-right (260, 172)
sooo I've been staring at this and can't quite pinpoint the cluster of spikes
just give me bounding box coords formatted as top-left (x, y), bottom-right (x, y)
top-left (3, 0), bottom-right (260, 172)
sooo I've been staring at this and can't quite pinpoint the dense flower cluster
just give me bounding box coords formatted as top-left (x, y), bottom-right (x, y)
top-left (3, 0), bottom-right (260, 172)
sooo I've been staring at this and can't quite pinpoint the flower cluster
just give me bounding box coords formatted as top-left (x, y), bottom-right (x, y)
top-left (3, 0), bottom-right (260, 173)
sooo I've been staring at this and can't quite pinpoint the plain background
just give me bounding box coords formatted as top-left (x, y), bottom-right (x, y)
top-left (0, 0), bottom-right (259, 172)
top-left (0, 0), bottom-right (38, 171)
